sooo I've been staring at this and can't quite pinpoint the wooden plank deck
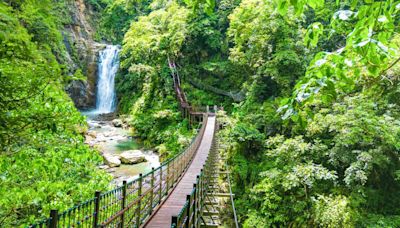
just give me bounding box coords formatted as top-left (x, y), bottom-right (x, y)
top-left (145, 116), bottom-right (216, 228)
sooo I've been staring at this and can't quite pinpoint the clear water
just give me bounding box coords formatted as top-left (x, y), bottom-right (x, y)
top-left (82, 45), bottom-right (160, 185)
top-left (94, 45), bottom-right (120, 114)
top-left (116, 140), bottom-right (140, 151)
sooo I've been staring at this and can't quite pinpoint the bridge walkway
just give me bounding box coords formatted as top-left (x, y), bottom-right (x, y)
top-left (144, 116), bottom-right (216, 227)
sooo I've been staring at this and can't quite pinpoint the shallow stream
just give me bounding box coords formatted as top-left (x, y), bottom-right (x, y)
top-left (85, 117), bottom-right (160, 185)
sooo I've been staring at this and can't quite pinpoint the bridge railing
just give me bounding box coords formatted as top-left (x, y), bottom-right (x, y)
top-left (171, 116), bottom-right (238, 228)
top-left (29, 114), bottom-right (208, 228)
top-left (171, 116), bottom-right (219, 228)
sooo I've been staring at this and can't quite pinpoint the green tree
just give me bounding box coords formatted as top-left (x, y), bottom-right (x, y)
top-left (0, 2), bottom-right (110, 226)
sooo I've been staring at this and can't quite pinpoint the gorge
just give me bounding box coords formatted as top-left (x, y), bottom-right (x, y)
top-left (2, 0), bottom-right (400, 227)
top-left (83, 44), bottom-right (160, 185)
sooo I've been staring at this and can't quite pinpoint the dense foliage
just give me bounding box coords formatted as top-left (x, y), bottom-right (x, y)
top-left (3, 0), bottom-right (400, 226)
top-left (116, 0), bottom-right (400, 226)
top-left (0, 1), bottom-right (110, 226)
top-left (115, 0), bottom-right (400, 227)
top-left (116, 1), bottom-right (196, 157)
top-left (219, 0), bottom-right (400, 227)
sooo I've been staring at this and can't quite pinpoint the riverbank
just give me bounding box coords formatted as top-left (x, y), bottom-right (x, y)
top-left (85, 117), bottom-right (160, 186)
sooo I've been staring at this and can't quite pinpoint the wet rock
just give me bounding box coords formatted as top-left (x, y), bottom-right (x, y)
top-left (66, 80), bottom-right (95, 109)
top-left (112, 119), bottom-right (123, 127)
top-left (94, 113), bottom-right (116, 121)
top-left (93, 145), bottom-right (104, 153)
top-left (85, 134), bottom-right (93, 142)
top-left (95, 136), bottom-right (107, 143)
top-left (104, 131), bottom-right (118, 137)
top-left (119, 150), bottom-right (147, 164)
top-left (123, 117), bottom-right (133, 124)
top-left (88, 122), bottom-right (101, 129)
top-left (86, 141), bottom-right (96, 147)
top-left (64, 0), bottom-right (107, 110)
top-left (103, 154), bottom-right (121, 167)
top-left (108, 167), bottom-right (117, 173)
top-left (87, 131), bottom-right (97, 138)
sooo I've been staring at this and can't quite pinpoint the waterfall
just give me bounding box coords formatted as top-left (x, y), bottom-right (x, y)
top-left (95, 45), bottom-right (120, 113)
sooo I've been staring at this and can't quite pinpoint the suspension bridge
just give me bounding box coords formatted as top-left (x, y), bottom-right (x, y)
top-left (30, 63), bottom-right (238, 228)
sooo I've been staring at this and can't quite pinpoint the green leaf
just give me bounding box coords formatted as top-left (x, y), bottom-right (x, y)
top-left (278, 0), bottom-right (289, 15)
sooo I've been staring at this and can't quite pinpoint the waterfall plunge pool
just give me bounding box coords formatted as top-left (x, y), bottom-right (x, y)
top-left (82, 45), bottom-right (160, 186)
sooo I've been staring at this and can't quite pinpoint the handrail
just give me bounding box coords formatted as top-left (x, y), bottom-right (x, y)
top-left (28, 62), bottom-right (224, 227)
top-left (227, 168), bottom-right (239, 228)
top-left (28, 114), bottom-right (208, 228)
top-left (171, 117), bottom-right (218, 228)
top-left (171, 117), bottom-right (239, 228)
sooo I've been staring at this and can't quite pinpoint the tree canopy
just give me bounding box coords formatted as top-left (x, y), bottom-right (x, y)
top-left (2, 0), bottom-right (400, 226)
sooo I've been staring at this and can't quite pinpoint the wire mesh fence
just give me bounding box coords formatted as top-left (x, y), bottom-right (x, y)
top-left (170, 116), bottom-right (238, 228)
top-left (28, 115), bottom-right (208, 228)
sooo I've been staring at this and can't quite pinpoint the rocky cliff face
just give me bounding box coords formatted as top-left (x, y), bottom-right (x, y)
top-left (64, 0), bottom-right (105, 109)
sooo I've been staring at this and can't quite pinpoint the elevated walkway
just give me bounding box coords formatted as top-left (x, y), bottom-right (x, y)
top-left (145, 116), bottom-right (215, 227)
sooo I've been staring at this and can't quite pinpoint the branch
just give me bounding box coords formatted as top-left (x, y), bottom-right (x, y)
top-left (381, 57), bottom-right (400, 76)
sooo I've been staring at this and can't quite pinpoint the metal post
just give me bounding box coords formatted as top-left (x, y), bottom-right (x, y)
top-left (159, 166), bottom-right (163, 201)
top-left (173, 159), bottom-right (177, 183)
top-left (150, 168), bottom-right (155, 213)
top-left (93, 191), bottom-right (101, 228)
top-left (171, 216), bottom-right (178, 228)
top-left (121, 180), bottom-right (127, 227)
top-left (49, 209), bottom-right (58, 228)
top-left (166, 161), bottom-right (170, 192)
top-left (136, 174), bottom-right (143, 227)
top-left (193, 183), bottom-right (197, 227)
top-left (186, 195), bottom-right (191, 228)
top-left (198, 171), bottom-right (203, 227)
top-left (180, 155), bottom-right (184, 177)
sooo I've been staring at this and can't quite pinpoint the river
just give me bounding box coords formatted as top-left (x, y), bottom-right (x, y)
top-left (83, 45), bottom-right (159, 185)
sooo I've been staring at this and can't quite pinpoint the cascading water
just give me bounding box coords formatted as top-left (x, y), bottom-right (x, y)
top-left (95, 45), bottom-right (120, 113)
top-left (82, 45), bottom-right (158, 185)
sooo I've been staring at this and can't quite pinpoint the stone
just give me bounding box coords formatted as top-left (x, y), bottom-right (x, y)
top-left (98, 165), bottom-right (109, 169)
top-left (64, 0), bottom-right (105, 110)
top-left (95, 134), bottom-right (107, 142)
top-left (104, 131), bottom-right (118, 137)
top-left (119, 150), bottom-right (147, 164)
top-left (124, 117), bottom-right (133, 124)
top-left (112, 119), bottom-right (123, 127)
top-left (108, 168), bottom-right (117, 173)
top-left (66, 80), bottom-right (95, 109)
top-left (93, 145), bottom-right (104, 152)
top-left (103, 154), bottom-right (121, 167)
top-left (95, 113), bottom-right (116, 121)
top-left (88, 122), bottom-right (101, 129)
top-left (87, 131), bottom-right (97, 138)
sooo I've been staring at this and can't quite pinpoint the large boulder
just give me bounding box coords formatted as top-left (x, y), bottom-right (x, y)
top-left (112, 119), bottom-right (123, 127)
top-left (119, 150), bottom-right (147, 164)
top-left (87, 131), bottom-right (97, 138)
top-left (103, 154), bottom-right (121, 167)
top-left (88, 122), bottom-right (101, 129)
